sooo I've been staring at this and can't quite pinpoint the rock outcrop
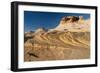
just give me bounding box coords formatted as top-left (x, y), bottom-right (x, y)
top-left (50, 16), bottom-right (90, 32)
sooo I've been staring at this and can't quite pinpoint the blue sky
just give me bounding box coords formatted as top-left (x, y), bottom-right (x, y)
top-left (24, 11), bottom-right (90, 32)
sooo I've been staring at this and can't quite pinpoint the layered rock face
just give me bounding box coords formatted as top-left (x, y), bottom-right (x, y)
top-left (24, 16), bottom-right (90, 62)
top-left (52, 16), bottom-right (90, 32)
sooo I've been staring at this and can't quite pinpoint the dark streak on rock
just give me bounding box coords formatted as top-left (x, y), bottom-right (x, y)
top-left (28, 52), bottom-right (39, 58)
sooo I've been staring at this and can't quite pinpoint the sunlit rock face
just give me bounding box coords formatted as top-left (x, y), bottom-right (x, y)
top-left (52, 16), bottom-right (90, 32)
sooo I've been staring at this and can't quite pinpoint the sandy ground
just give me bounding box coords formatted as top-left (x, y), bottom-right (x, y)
top-left (24, 44), bottom-right (90, 61)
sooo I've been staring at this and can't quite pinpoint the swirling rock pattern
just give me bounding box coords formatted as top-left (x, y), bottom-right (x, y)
top-left (24, 31), bottom-right (90, 61)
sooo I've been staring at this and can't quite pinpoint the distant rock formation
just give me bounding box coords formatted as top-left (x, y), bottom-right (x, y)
top-left (35, 28), bottom-right (47, 34)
